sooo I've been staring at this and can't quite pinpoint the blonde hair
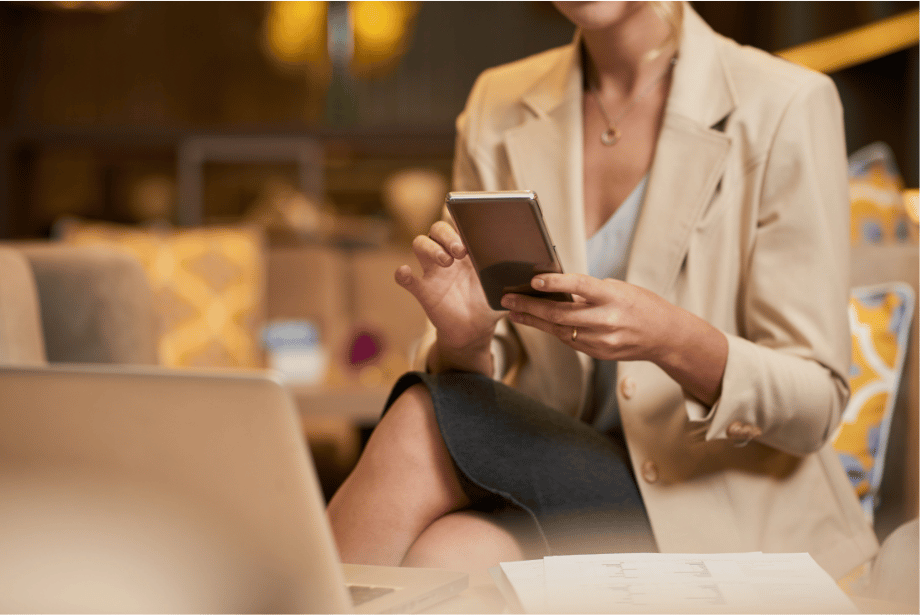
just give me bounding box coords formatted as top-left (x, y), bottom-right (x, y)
top-left (647, 1), bottom-right (684, 60)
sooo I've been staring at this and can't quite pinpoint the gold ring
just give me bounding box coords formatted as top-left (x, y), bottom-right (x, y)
top-left (571, 327), bottom-right (578, 342)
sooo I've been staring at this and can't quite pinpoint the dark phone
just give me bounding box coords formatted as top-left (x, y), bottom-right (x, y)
top-left (446, 190), bottom-right (573, 311)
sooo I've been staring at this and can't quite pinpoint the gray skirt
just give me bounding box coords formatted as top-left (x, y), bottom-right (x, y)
top-left (382, 371), bottom-right (657, 557)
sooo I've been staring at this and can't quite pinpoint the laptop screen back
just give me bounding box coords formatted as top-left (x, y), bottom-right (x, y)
top-left (0, 364), bottom-right (353, 614)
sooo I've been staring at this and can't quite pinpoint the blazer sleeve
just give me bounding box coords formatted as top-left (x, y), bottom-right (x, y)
top-left (688, 75), bottom-right (852, 456)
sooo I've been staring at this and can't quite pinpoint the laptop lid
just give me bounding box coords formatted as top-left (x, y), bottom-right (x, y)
top-left (0, 364), bottom-right (465, 613)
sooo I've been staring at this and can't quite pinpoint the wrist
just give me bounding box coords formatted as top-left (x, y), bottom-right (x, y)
top-left (652, 307), bottom-right (728, 407)
top-left (428, 333), bottom-right (495, 376)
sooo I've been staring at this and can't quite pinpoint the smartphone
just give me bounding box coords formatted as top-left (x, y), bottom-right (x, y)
top-left (445, 190), bottom-right (573, 311)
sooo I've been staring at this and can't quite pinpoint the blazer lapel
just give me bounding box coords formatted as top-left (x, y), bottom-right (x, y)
top-left (628, 117), bottom-right (730, 298)
top-left (627, 5), bottom-right (735, 298)
top-left (502, 36), bottom-right (589, 278)
top-left (502, 37), bottom-right (595, 412)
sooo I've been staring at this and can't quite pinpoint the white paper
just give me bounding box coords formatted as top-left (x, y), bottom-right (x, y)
top-left (498, 558), bottom-right (546, 613)
top-left (500, 552), bottom-right (858, 614)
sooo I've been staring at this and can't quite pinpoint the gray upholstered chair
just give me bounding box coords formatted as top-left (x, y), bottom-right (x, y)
top-left (0, 243), bottom-right (158, 366)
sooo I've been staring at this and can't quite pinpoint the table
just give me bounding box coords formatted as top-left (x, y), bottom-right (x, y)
top-left (425, 569), bottom-right (508, 614)
top-left (288, 383), bottom-right (391, 425)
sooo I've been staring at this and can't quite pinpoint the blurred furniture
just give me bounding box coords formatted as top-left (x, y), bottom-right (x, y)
top-left (848, 242), bottom-right (919, 533)
top-left (266, 241), bottom-right (428, 424)
top-left (0, 237), bottom-right (428, 500)
top-left (845, 143), bottom-right (920, 541)
top-left (0, 243), bottom-right (158, 366)
top-left (57, 219), bottom-right (266, 370)
top-left (176, 136), bottom-right (324, 227)
top-left (52, 217), bottom-right (428, 411)
top-left (0, 247), bottom-right (46, 365)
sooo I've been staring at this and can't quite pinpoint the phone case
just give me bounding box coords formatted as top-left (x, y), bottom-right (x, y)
top-left (446, 190), bottom-right (572, 310)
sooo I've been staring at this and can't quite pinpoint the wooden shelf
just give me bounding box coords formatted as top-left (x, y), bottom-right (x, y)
top-left (287, 382), bottom-right (390, 425)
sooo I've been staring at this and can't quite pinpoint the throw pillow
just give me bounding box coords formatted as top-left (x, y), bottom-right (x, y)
top-left (848, 142), bottom-right (917, 244)
top-left (58, 219), bottom-right (264, 369)
top-left (833, 282), bottom-right (915, 518)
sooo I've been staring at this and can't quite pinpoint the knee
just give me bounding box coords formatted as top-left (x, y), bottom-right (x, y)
top-left (402, 511), bottom-right (527, 572)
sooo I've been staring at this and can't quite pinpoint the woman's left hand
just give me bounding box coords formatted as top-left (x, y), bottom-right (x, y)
top-left (500, 273), bottom-right (673, 363)
top-left (500, 272), bottom-right (729, 406)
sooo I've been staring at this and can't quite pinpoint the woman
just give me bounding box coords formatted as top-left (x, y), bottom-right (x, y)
top-left (328, 1), bottom-right (878, 579)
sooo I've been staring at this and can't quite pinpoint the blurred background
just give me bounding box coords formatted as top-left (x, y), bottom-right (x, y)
top-left (0, 1), bottom-right (917, 238)
top-left (0, 1), bottom-right (917, 532)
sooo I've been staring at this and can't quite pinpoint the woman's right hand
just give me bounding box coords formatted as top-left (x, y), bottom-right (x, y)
top-left (395, 221), bottom-right (503, 375)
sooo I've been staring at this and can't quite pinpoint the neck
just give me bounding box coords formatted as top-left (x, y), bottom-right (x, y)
top-left (581, 5), bottom-right (674, 95)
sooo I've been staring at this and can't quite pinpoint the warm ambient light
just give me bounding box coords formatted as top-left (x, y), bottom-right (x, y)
top-left (51, 1), bottom-right (126, 10)
top-left (350, 1), bottom-right (418, 73)
top-left (777, 9), bottom-right (920, 74)
top-left (264, 1), bottom-right (329, 67)
top-left (263, 1), bottom-right (417, 77)
top-left (88, 0), bottom-right (123, 9)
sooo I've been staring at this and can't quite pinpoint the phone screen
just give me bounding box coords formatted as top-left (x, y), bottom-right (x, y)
top-left (447, 191), bottom-right (571, 310)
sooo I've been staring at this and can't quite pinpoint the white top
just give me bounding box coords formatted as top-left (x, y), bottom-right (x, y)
top-left (586, 175), bottom-right (648, 432)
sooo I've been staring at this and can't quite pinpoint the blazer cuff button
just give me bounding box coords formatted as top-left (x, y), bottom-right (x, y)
top-left (641, 460), bottom-right (659, 483)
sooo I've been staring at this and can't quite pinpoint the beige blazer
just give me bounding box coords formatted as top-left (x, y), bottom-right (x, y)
top-left (415, 5), bottom-right (878, 578)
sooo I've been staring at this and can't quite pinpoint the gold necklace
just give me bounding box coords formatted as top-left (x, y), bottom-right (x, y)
top-left (589, 55), bottom-right (677, 146)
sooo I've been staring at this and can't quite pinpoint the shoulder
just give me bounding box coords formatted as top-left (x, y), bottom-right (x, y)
top-left (704, 32), bottom-right (844, 165)
top-left (471, 44), bottom-right (570, 98)
top-left (458, 43), bottom-right (573, 143)
top-left (718, 34), bottom-right (842, 125)
top-left (727, 37), bottom-right (836, 98)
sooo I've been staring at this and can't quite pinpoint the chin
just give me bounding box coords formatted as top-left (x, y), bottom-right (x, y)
top-left (552, 1), bottom-right (644, 30)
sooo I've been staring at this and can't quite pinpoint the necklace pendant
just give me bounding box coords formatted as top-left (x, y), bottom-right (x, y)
top-left (600, 126), bottom-right (621, 146)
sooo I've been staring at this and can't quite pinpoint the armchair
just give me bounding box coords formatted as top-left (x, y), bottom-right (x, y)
top-left (0, 243), bottom-right (158, 366)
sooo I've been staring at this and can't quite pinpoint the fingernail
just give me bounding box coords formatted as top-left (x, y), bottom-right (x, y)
top-left (501, 295), bottom-right (514, 309)
top-left (532, 277), bottom-right (545, 289)
top-left (451, 243), bottom-right (464, 257)
top-left (439, 253), bottom-right (452, 266)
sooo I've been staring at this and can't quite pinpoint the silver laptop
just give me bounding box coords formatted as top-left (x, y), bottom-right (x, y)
top-left (0, 364), bottom-right (468, 613)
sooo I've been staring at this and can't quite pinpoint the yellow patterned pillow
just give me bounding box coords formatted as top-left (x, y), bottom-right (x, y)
top-left (833, 283), bottom-right (914, 519)
top-left (58, 220), bottom-right (264, 369)
top-left (849, 142), bottom-right (918, 244)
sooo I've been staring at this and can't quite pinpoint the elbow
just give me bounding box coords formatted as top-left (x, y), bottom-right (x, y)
top-left (765, 370), bottom-right (850, 457)
top-left (818, 370), bottom-right (850, 447)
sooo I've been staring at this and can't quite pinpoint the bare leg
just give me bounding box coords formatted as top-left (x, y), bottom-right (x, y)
top-left (402, 510), bottom-right (528, 572)
top-left (327, 384), bottom-right (471, 566)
